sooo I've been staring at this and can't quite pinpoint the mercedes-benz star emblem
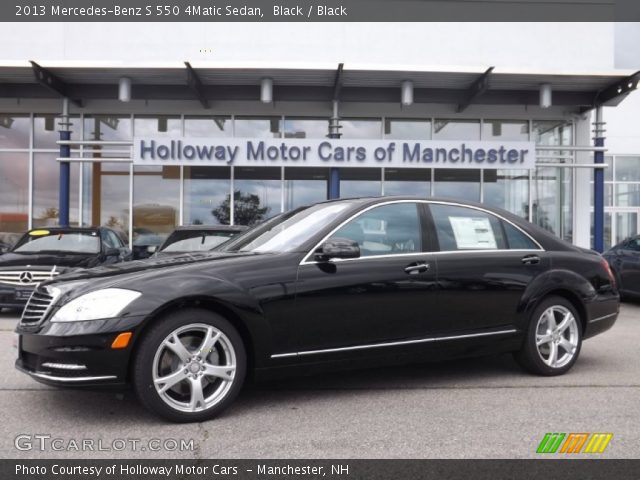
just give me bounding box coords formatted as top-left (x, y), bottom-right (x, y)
top-left (19, 271), bottom-right (33, 284)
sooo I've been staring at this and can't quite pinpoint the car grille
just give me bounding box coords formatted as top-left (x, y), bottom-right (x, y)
top-left (20, 287), bottom-right (59, 326)
top-left (0, 269), bottom-right (59, 286)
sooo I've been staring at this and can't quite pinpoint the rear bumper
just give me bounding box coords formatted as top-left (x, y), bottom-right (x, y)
top-left (584, 295), bottom-right (619, 339)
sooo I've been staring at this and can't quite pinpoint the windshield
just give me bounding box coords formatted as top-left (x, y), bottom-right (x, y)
top-left (221, 202), bottom-right (353, 253)
top-left (161, 231), bottom-right (237, 252)
top-left (13, 230), bottom-right (100, 254)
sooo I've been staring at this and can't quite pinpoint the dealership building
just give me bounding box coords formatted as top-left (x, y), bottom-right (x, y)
top-left (0, 23), bottom-right (638, 251)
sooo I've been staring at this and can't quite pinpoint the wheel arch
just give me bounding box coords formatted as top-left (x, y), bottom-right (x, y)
top-left (126, 296), bottom-right (259, 383)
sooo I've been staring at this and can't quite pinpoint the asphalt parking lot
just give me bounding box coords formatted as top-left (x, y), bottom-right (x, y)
top-left (0, 303), bottom-right (638, 459)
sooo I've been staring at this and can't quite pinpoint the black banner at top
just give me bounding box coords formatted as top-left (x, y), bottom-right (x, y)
top-left (5, 0), bottom-right (640, 22)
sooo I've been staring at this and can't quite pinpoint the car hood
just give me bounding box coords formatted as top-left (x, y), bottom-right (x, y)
top-left (0, 252), bottom-right (99, 271)
top-left (47, 250), bottom-right (272, 294)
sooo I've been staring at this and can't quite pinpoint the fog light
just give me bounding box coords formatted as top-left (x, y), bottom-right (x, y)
top-left (111, 332), bottom-right (133, 349)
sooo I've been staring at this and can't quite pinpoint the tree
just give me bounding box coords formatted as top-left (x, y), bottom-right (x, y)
top-left (212, 190), bottom-right (269, 226)
top-left (38, 207), bottom-right (59, 221)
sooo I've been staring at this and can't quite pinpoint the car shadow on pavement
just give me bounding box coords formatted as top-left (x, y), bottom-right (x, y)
top-left (16, 353), bottom-right (526, 425)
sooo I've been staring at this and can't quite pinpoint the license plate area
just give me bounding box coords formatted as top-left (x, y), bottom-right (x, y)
top-left (14, 289), bottom-right (33, 301)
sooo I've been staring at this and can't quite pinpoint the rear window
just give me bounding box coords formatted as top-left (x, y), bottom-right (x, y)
top-left (13, 230), bottom-right (100, 254)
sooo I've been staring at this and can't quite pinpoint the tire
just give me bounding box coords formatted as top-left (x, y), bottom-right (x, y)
top-left (132, 308), bottom-right (246, 422)
top-left (514, 296), bottom-right (582, 376)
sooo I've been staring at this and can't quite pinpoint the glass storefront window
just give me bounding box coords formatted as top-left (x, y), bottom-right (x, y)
top-left (83, 115), bottom-right (132, 159)
top-left (134, 115), bottom-right (181, 137)
top-left (340, 119), bottom-right (382, 139)
top-left (340, 168), bottom-right (382, 197)
top-left (33, 153), bottom-right (79, 227)
top-left (433, 169), bottom-right (481, 202)
top-left (283, 118), bottom-right (328, 139)
top-left (0, 153), bottom-right (29, 238)
top-left (483, 169), bottom-right (529, 218)
top-left (34, 114), bottom-right (80, 150)
top-left (384, 169), bottom-right (430, 197)
top-left (184, 166), bottom-right (231, 225)
top-left (615, 157), bottom-right (640, 182)
top-left (533, 120), bottom-right (572, 147)
top-left (384, 119), bottom-right (431, 140)
top-left (0, 114), bottom-right (30, 149)
top-left (616, 212), bottom-right (638, 243)
top-left (133, 165), bottom-right (180, 245)
top-left (184, 116), bottom-right (232, 137)
top-left (433, 119), bottom-right (480, 140)
top-left (482, 120), bottom-right (529, 141)
top-left (234, 117), bottom-right (281, 138)
top-left (615, 184), bottom-right (640, 207)
top-left (284, 167), bottom-right (329, 210)
top-left (533, 166), bottom-right (573, 241)
top-left (233, 167), bottom-right (281, 225)
top-left (82, 162), bottom-right (130, 235)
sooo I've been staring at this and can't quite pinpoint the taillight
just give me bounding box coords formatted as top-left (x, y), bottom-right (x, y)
top-left (601, 258), bottom-right (616, 289)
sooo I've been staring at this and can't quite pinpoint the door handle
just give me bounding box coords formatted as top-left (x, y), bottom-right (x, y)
top-left (521, 254), bottom-right (540, 265)
top-left (404, 261), bottom-right (430, 274)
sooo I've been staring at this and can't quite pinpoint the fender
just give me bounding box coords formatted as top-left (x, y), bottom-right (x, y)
top-left (517, 268), bottom-right (597, 331)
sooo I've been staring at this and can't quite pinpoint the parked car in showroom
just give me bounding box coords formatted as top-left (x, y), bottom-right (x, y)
top-left (0, 226), bottom-right (132, 311)
top-left (603, 235), bottom-right (640, 298)
top-left (15, 197), bottom-right (619, 422)
top-left (152, 225), bottom-right (248, 257)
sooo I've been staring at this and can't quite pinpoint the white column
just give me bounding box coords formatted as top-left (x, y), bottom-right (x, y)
top-left (574, 114), bottom-right (593, 249)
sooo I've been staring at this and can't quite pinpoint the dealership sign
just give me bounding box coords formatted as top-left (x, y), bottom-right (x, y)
top-left (133, 137), bottom-right (536, 170)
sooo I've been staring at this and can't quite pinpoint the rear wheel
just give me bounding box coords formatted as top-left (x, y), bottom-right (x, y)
top-left (133, 308), bottom-right (246, 422)
top-left (515, 296), bottom-right (582, 376)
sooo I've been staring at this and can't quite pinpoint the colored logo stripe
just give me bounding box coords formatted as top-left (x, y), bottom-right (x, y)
top-left (584, 433), bottom-right (613, 453)
top-left (537, 433), bottom-right (613, 454)
top-left (537, 433), bottom-right (565, 453)
top-left (560, 433), bottom-right (589, 454)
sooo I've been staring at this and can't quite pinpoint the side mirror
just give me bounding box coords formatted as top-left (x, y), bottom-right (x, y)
top-left (147, 245), bottom-right (158, 254)
top-left (105, 247), bottom-right (120, 257)
top-left (0, 246), bottom-right (7, 254)
top-left (315, 237), bottom-right (360, 261)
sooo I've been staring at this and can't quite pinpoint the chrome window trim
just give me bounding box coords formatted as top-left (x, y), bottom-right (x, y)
top-left (271, 328), bottom-right (518, 359)
top-left (300, 199), bottom-right (544, 266)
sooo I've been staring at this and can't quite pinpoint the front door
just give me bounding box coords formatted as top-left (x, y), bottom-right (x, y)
top-left (293, 202), bottom-right (439, 353)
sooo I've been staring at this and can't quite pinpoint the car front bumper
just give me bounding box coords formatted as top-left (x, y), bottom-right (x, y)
top-left (14, 315), bottom-right (147, 389)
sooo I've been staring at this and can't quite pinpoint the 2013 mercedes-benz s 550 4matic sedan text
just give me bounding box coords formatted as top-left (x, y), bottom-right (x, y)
top-left (15, 197), bottom-right (619, 422)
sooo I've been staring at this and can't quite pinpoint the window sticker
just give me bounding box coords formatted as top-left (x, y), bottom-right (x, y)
top-left (28, 230), bottom-right (50, 236)
top-left (449, 216), bottom-right (497, 250)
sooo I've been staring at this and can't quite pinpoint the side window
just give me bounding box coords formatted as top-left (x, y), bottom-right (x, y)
top-left (330, 203), bottom-right (422, 257)
top-left (430, 204), bottom-right (506, 251)
top-left (107, 230), bottom-right (123, 248)
top-left (627, 238), bottom-right (640, 251)
top-left (502, 221), bottom-right (540, 250)
top-left (101, 230), bottom-right (116, 249)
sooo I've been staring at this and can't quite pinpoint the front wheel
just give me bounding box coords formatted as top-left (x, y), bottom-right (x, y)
top-left (515, 296), bottom-right (582, 376)
top-left (133, 309), bottom-right (246, 422)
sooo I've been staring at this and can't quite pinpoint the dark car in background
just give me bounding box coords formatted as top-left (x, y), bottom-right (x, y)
top-left (131, 228), bottom-right (166, 260)
top-left (15, 197), bottom-right (618, 422)
top-left (152, 225), bottom-right (248, 257)
top-left (604, 235), bottom-right (640, 298)
top-left (0, 233), bottom-right (21, 255)
top-left (0, 226), bottom-right (131, 311)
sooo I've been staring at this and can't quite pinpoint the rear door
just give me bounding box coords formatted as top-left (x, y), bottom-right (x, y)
top-left (427, 203), bottom-right (548, 333)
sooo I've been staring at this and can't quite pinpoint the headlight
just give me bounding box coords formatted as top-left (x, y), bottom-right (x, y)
top-left (50, 288), bottom-right (141, 323)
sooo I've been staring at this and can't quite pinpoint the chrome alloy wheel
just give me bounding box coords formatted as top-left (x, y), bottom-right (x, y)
top-left (152, 323), bottom-right (237, 413)
top-left (535, 305), bottom-right (579, 369)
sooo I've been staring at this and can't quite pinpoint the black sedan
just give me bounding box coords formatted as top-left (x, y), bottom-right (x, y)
top-left (604, 235), bottom-right (640, 298)
top-left (152, 225), bottom-right (248, 257)
top-left (15, 198), bottom-right (619, 422)
top-left (0, 227), bottom-right (131, 311)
